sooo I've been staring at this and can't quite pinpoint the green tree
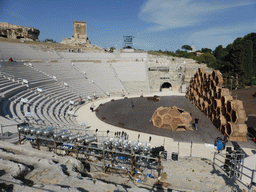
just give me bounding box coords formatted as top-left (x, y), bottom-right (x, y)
top-left (43, 38), bottom-right (56, 43)
top-left (213, 45), bottom-right (225, 70)
top-left (208, 33), bottom-right (256, 88)
top-left (213, 45), bottom-right (223, 60)
top-left (196, 53), bottom-right (217, 68)
top-left (231, 44), bottom-right (244, 73)
top-left (225, 44), bottom-right (233, 52)
top-left (186, 52), bottom-right (197, 60)
top-left (243, 40), bottom-right (253, 79)
top-left (181, 45), bottom-right (192, 51)
top-left (233, 37), bottom-right (243, 46)
top-left (230, 44), bottom-right (245, 85)
top-left (201, 48), bottom-right (212, 54)
top-left (243, 33), bottom-right (256, 76)
top-left (222, 61), bottom-right (233, 75)
top-left (17, 28), bottom-right (23, 33)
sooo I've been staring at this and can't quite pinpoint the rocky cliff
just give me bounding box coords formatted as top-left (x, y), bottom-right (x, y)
top-left (61, 37), bottom-right (90, 46)
top-left (0, 22), bottom-right (40, 40)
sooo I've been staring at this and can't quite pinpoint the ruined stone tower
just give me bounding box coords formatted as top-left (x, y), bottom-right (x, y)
top-left (61, 21), bottom-right (91, 46)
top-left (73, 21), bottom-right (87, 39)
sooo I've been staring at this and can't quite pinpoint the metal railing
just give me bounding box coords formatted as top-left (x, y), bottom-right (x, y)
top-left (213, 151), bottom-right (255, 190)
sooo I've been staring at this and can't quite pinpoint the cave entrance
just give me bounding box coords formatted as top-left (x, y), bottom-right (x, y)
top-left (160, 82), bottom-right (172, 91)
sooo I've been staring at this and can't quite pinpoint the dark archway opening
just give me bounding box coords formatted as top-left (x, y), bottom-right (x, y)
top-left (160, 82), bottom-right (172, 91)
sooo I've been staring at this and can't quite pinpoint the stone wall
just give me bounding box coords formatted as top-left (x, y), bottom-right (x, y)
top-left (121, 49), bottom-right (134, 53)
top-left (0, 22), bottom-right (40, 40)
top-left (123, 81), bottom-right (148, 94)
top-left (73, 21), bottom-right (87, 39)
top-left (147, 54), bottom-right (213, 92)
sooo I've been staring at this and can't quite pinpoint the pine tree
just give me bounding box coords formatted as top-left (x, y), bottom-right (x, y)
top-left (243, 33), bottom-right (256, 76)
top-left (213, 45), bottom-right (223, 60)
top-left (250, 33), bottom-right (256, 76)
top-left (230, 44), bottom-right (245, 85)
top-left (243, 40), bottom-right (253, 78)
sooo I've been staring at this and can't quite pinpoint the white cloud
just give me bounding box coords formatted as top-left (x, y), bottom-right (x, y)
top-left (139, 0), bottom-right (256, 31)
top-left (186, 21), bottom-right (256, 50)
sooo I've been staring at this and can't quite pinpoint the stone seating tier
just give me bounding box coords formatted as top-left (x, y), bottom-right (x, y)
top-left (0, 42), bottom-right (60, 60)
top-left (74, 62), bottom-right (124, 94)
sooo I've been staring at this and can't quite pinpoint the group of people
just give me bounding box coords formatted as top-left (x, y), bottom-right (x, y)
top-left (104, 48), bottom-right (114, 53)
top-left (69, 48), bottom-right (82, 53)
top-left (77, 92), bottom-right (97, 112)
top-left (78, 92), bottom-right (97, 105)
top-left (78, 96), bottom-right (82, 105)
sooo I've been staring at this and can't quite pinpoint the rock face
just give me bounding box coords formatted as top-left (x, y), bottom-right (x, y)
top-left (61, 37), bottom-right (90, 46)
top-left (0, 22), bottom-right (40, 40)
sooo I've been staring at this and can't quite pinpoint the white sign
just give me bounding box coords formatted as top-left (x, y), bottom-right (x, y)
top-left (37, 88), bottom-right (42, 92)
top-left (81, 122), bottom-right (87, 126)
top-left (25, 112), bottom-right (33, 117)
top-left (23, 79), bottom-right (28, 84)
top-left (68, 111), bottom-right (74, 115)
top-left (21, 98), bottom-right (28, 103)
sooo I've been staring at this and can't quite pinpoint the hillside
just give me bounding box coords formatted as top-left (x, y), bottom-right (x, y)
top-left (0, 37), bottom-right (104, 53)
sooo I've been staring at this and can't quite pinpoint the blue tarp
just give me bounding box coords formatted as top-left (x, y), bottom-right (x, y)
top-left (217, 140), bottom-right (224, 151)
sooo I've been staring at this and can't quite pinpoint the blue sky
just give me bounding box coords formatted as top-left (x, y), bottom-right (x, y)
top-left (0, 0), bottom-right (256, 51)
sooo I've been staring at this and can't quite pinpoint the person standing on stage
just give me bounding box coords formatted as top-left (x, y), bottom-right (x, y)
top-left (195, 118), bottom-right (199, 130)
top-left (90, 103), bottom-right (95, 112)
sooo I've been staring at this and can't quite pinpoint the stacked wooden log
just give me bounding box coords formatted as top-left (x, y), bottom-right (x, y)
top-left (186, 68), bottom-right (247, 141)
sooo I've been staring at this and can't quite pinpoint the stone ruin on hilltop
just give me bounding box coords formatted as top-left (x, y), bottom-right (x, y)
top-left (0, 22), bottom-right (40, 40)
top-left (61, 21), bottom-right (91, 46)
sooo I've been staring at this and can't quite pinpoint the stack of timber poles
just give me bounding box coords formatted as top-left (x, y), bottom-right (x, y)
top-left (186, 68), bottom-right (247, 141)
